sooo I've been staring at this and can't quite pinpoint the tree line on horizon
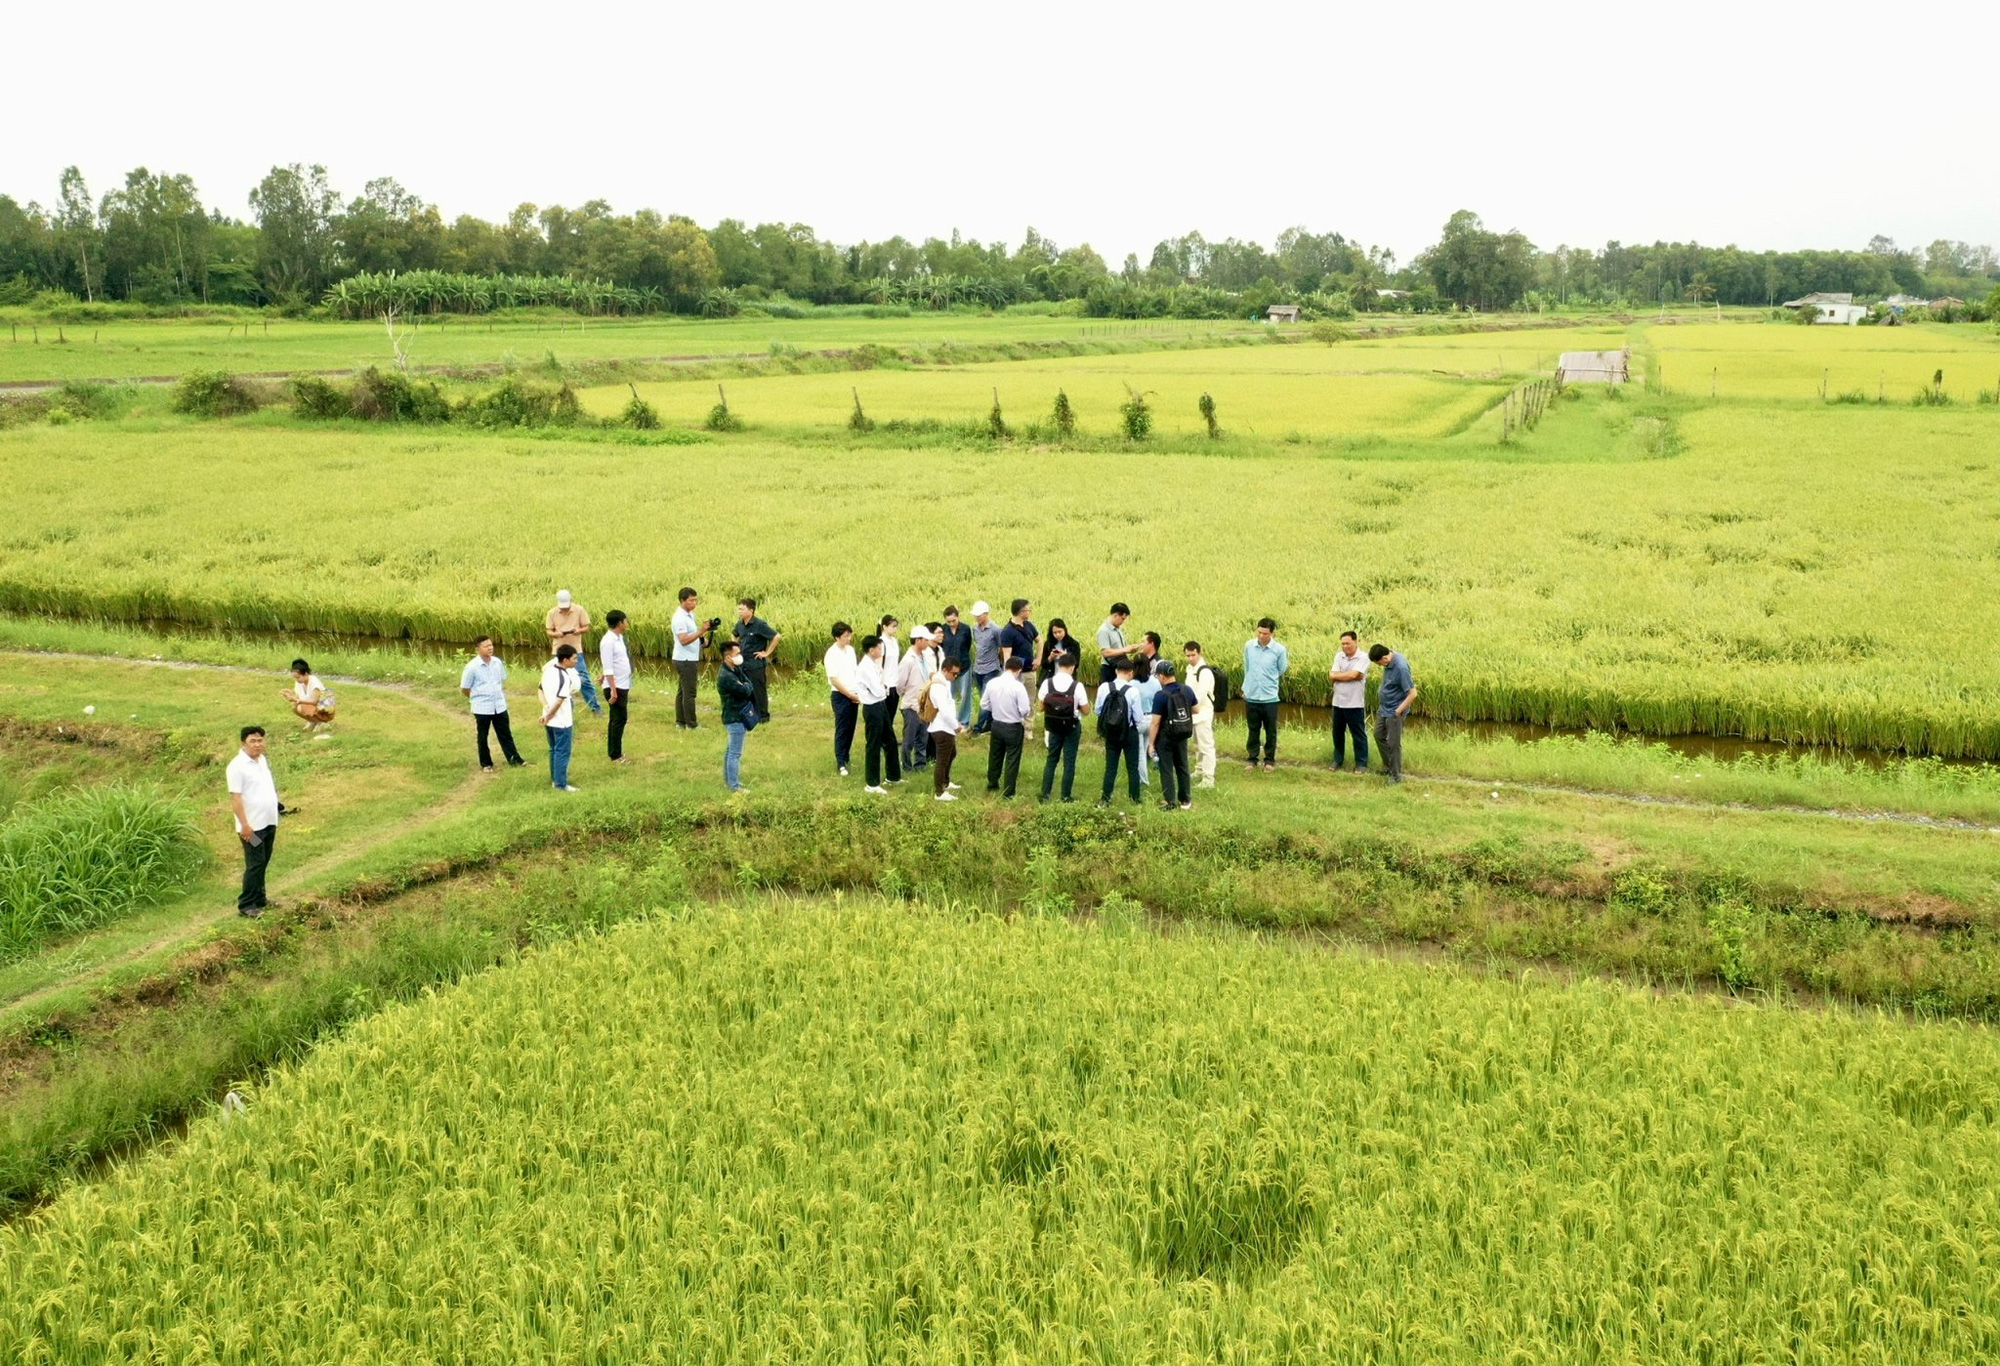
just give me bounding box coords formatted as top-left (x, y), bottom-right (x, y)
top-left (1, 165), bottom-right (1996, 320)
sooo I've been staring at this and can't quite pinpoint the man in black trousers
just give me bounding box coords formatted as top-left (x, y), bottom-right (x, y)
top-left (983, 656), bottom-right (1033, 798)
top-left (225, 725), bottom-right (281, 917)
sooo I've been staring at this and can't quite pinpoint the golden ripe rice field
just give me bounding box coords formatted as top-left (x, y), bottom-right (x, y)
top-left (6, 905), bottom-right (1998, 1363)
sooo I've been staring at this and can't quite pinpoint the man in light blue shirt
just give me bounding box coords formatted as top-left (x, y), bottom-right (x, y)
top-left (1132, 658), bottom-right (1162, 786)
top-left (459, 635), bottom-right (525, 771)
top-left (671, 586), bottom-right (714, 729)
top-left (1242, 617), bottom-right (1289, 769)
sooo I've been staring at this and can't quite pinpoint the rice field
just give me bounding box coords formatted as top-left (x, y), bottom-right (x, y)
top-left (1645, 321), bottom-right (2000, 401)
top-left (2, 371), bottom-right (1996, 752)
top-left (4, 902), bottom-right (1996, 1362)
top-left (590, 365), bottom-right (1511, 439)
top-left (0, 311), bottom-right (1252, 384)
top-left (577, 325), bottom-right (1633, 437)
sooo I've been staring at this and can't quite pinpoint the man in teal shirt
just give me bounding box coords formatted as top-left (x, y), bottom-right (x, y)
top-left (1242, 617), bottom-right (1288, 770)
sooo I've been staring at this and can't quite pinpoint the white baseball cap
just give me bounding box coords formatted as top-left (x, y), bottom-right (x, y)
top-left (911, 626), bottom-right (933, 642)
top-left (970, 601), bottom-right (991, 617)
top-left (555, 590), bottom-right (573, 608)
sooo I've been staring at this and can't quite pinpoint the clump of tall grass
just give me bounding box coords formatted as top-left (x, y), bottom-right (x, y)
top-left (0, 785), bottom-right (206, 960)
top-left (170, 369), bottom-right (262, 418)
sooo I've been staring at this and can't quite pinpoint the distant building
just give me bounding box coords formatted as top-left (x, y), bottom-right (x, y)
top-left (1266, 305), bottom-right (1302, 324)
top-left (1372, 289), bottom-right (1410, 302)
top-left (1557, 350), bottom-right (1629, 384)
top-left (1781, 291), bottom-right (1868, 325)
top-left (1883, 293), bottom-right (1929, 313)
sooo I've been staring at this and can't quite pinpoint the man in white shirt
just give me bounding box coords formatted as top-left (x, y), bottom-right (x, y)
top-left (1182, 641), bottom-right (1219, 788)
top-left (928, 661), bottom-right (966, 800)
top-left (824, 622), bottom-right (862, 776)
top-left (878, 615), bottom-right (902, 684)
top-left (540, 644), bottom-right (582, 792)
top-left (226, 725), bottom-right (281, 917)
top-left (1036, 657), bottom-right (1091, 802)
top-left (898, 625), bottom-right (937, 771)
top-left (982, 657), bottom-right (1034, 798)
top-left (671, 586), bottom-right (715, 730)
top-left (600, 610), bottom-right (634, 763)
top-left (1329, 630), bottom-right (1370, 771)
top-left (858, 633), bottom-right (902, 793)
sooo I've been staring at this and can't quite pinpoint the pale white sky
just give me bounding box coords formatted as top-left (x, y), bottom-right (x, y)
top-left (9, 0), bottom-right (1997, 265)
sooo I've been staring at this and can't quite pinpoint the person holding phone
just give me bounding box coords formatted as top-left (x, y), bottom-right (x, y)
top-left (227, 725), bottom-right (281, 917)
top-left (670, 587), bottom-right (718, 729)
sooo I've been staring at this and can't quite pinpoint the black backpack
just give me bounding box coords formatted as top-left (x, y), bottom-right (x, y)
top-left (1097, 683), bottom-right (1129, 741)
top-left (1163, 685), bottom-right (1195, 740)
top-left (1043, 677), bottom-right (1081, 732)
top-left (1203, 664), bottom-right (1231, 711)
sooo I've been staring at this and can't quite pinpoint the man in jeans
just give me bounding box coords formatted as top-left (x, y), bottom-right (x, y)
top-left (969, 601), bottom-right (1003, 734)
top-left (897, 625), bottom-right (938, 771)
top-left (670, 587), bottom-right (712, 729)
top-left (226, 725), bottom-right (281, 917)
top-left (540, 644), bottom-right (582, 791)
top-left (545, 590), bottom-right (602, 716)
top-left (939, 606), bottom-right (975, 727)
top-left (823, 622), bottom-right (861, 776)
top-left (1095, 657), bottom-right (1144, 805)
top-left (717, 640), bottom-right (755, 793)
top-left (1242, 616), bottom-right (1288, 771)
top-left (460, 635), bottom-right (526, 771)
top-left (733, 597), bottom-right (781, 721)
top-left (1367, 642), bottom-right (1417, 783)
top-left (1036, 654), bottom-right (1090, 802)
top-left (1329, 630), bottom-right (1370, 771)
top-left (983, 656), bottom-right (1032, 798)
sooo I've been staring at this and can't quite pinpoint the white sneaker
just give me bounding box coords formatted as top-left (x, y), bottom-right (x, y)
top-left (935, 791), bottom-right (959, 802)
top-left (864, 785), bottom-right (888, 794)
top-left (560, 784), bottom-right (581, 792)
top-left (839, 767), bottom-right (850, 777)
top-left (947, 782), bottom-right (963, 791)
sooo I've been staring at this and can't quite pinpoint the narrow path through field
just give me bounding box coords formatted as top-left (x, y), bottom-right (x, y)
top-left (8, 648), bottom-right (1993, 1025)
top-left (2, 652), bottom-right (486, 1019)
top-left (0, 351), bottom-right (765, 394)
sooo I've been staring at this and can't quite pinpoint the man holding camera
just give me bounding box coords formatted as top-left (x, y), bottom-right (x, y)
top-left (733, 597), bottom-right (781, 723)
top-left (671, 587), bottom-right (719, 729)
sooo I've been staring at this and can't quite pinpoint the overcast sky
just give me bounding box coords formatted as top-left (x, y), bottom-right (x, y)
top-left (9, 0), bottom-right (1997, 265)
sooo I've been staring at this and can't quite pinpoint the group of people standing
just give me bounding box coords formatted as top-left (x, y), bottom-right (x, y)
top-left (451, 588), bottom-right (780, 792)
top-left (819, 600), bottom-right (1419, 809)
top-left (227, 589), bottom-right (1420, 914)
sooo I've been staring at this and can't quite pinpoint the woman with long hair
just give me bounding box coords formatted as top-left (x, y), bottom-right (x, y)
top-left (1037, 619), bottom-right (1082, 685)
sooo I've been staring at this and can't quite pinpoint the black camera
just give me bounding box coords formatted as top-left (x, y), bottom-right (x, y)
top-left (706, 616), bottom-right (723, 632)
